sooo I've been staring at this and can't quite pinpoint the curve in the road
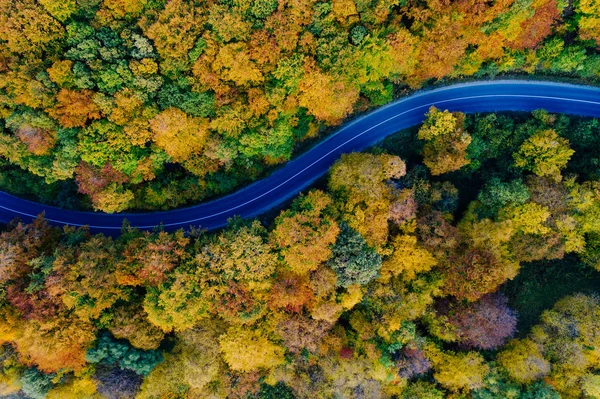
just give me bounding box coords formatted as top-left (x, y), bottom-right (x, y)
top-left (2, 80), bottom-right (600, 234)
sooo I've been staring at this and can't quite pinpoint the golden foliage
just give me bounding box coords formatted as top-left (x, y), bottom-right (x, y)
top-left (428, 348), bottom-right (489, 392)
top-left (418, 107), bottom-right (472, 176)
top-left (271, 190), bottom-right (340, 275)
top-left (140, 0), bottom-right (202, 60)
top-left (497, 339), bottom-right (550, 383)
top-left (219, 326), bottom-right (285, 372)
top-left (514, 129), bottom-right (574, 181)
top-left (46, 90), bottom-right (102, 128)
top-left (137, 352), bottom-right (187, 399)
top-left (329, 153), bottom-right (406, 247)
top-left (14, 314), bottom-right (96, 372)
top-left (0, 0), bottom-right (63, 55)
top-left (298, 67), bottom-right (359, 125)
top-left (212, 43), bottom-right (264, 86)
top-left (381, 235), bottom-right (437, 282)
top-left (108, 303), bottom-right (165, 350)
top-left (500, 202), bottom-right (551, 235)
top-left (46, 375), bottom-right (100, 399)
top-left (150, 108), bottom-right (209, 162)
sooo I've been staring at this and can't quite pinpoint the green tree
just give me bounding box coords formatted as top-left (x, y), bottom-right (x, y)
top-left (258, 381), bottom-right (296, 399)
top-left (327, 223), bottom-right (382, 288)
top-left (20, 368), bottom-right (54, 399)
top-left (401, 381), bottom-right (444, 399)
top-left (350, 25), bottom-right (368, 45)
top-left (477, 178), bottom-right (531, 218)
top-left (86, 332), bottom-right (163, 376)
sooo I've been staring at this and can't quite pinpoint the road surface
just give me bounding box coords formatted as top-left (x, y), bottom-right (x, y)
top-left (2, 80), bottom-right (600, 234)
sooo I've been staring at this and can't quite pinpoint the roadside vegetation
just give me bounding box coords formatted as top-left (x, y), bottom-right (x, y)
top-left (2, 109), bottom-right (600, 398)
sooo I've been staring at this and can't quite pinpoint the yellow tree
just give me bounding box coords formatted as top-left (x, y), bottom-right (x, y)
top-left (47, 60), bottom-right (74, 87)
top-left (581, 374), bottom-right (600, 398)
top-left (270, 190), bottom-right (340, 275)
top-left (177, 322), bottom-right (226, 393)
top-left (38, 0), bottom-right (78, 22)
top-left (195, 221), bottom-right (278, 324)
top-left (13, 314), bottom-right (96, 372)
top-left (513, 129), bottom-right (574, 181)
top-left (530, 294), bottom-right (600, 396)
top-left (298, 66), bottom-right (359, 125)
top-left (219, 326), bottom-right (285, 372)
top-left (411, 16), bottom-right (469, 83)
top-left (576, 0), bottom-right (600, 45)
top-left (388, 28), bottom-right (419, 86)
top-left (428, 347), bottom-right (490, 392)
top-left (417, 107), bottom-right (472, 175)
top-left (207, 4), bottom-right (251, 43)
top-left (136, 353), bottom-right (187, 399)
top-left (380, 235), bottom-right (437, 282)
top-left (46, 375), bottom-right (99, 399)
top-left (497, 339), bottom-right (550, 383)
top-left (340, 35), bottom-right (400, 89)
top-left (212, 42), bottom-right (264, 86)
top-left (140, 0), bottom-right (202, 61)
top-left (329, 153), bottom-right (406, 248)
top-left (108, 303), bottom-right (165, 350)
top-left (109, 89), bottom-right (155, 146)
top-left (143, 266), bottom-right (209, 333)
top-left (45, 235), bottom-right (129, 321)
top-left (99, 0), bottom-right (147, 20)
top-left (332, 0), bottom-right (358, 23)
top-left (149, 108), bottom-right (209, 162)
top-left (0, 0), bottom-right (63, 56)
top-left (91, 184), bottom-right (135, 214)
top-left (499, 202), bottom-right (552, 235)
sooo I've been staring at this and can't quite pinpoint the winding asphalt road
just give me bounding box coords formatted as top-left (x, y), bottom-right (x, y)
top-left (1, 80), bottom-right (600, 234)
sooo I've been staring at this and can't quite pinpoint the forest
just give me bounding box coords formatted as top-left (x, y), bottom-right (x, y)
top-left (2, 0), bottom-right (600, 211)
top-left (3, 0), bottom-right (600, 398)
top-left (1, 109), bottom-right (600, 398)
